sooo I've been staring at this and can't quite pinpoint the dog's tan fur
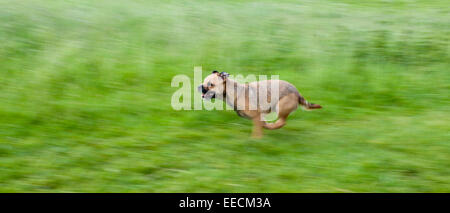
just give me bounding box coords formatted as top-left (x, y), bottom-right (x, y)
top-left (200, 71), bottom-right (321, 138)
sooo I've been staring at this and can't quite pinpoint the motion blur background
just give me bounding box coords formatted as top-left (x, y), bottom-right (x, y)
top-left (0, 0), bottom-right (448, 192)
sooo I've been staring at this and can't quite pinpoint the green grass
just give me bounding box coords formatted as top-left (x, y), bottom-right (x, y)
top-left (0, 0), bottom-right (449, 192)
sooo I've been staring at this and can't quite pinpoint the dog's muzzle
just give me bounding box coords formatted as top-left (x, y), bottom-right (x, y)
top-left (198, 85), bottom-right (215, 99)
top-left (198, 85), bottom-right (208, 94)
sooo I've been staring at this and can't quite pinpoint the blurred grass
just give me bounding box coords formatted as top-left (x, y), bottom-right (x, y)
top-left (0, 0), bottom-right (449, 192)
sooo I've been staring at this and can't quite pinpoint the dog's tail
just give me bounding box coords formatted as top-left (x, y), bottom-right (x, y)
top-left (298, 94), bottom-right (322, 110)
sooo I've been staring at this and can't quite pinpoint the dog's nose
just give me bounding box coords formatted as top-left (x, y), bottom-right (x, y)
top-left (198, 85), bottom-right (208, 94)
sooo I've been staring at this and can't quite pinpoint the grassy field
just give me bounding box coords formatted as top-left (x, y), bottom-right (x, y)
top-left (0, 0), bottom-right (449, 192)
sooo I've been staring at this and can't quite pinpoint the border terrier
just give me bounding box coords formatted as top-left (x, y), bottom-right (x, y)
top-left (199, 71), bottom-right (322, 138)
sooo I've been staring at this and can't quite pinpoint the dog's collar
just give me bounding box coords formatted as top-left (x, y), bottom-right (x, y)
top-left (223, 79), bottom-right (227, 98)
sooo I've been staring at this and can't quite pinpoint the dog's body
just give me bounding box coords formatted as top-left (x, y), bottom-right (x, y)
top-left (199, 71), bottom-right (321, 138)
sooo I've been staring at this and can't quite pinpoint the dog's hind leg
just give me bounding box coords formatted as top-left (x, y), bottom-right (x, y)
top-left (263, 93), bottom-right (298, 130)
top-left (263, 117), bottom-right (287, 130)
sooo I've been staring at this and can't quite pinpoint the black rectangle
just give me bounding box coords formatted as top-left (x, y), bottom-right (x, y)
top-left (0, 193), bottom-right (448, 212)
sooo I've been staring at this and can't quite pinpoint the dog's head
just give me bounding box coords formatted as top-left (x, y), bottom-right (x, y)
top-left (198, 70), bottom-right (229, 100)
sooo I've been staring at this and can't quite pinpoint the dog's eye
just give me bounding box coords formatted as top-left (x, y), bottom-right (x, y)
top-left (207, 82), bottom-right (214, 87)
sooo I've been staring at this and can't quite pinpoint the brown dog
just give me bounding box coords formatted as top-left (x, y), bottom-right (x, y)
top-left (199, 71), bottom-right (321, 138)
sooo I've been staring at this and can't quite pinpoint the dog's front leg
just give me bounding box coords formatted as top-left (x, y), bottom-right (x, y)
top-left (251, 118), bottom-right (264, 139)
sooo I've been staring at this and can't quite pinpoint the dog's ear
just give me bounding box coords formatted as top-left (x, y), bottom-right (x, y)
top-left (219, 72), bottom-right (229, 79)
top-left (212, 70), bottom-right (219, 74)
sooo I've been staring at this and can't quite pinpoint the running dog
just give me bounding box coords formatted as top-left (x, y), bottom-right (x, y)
top-left (198, 71), bottom-right (321, 138)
